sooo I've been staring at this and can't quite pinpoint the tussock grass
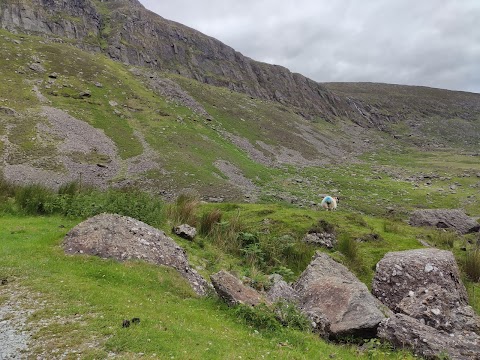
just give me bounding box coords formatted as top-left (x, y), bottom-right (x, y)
top-left (465, 248), bottom-right (480, 282)
top-left (428, 229), bottom-right (459, 249)
top-left (383, 219), bottom-right (402, 234)
top-left (338, 234), bottom-right (360, 263)
top-left (208, 211), bottom-right (244, 254)
top-left (167, 191), bottom-right (200, 226)
top-left (198, 208), bottom-right (222, 236)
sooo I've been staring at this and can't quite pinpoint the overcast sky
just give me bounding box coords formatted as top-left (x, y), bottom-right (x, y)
top-left (139, 0), bottom-right (480, 94)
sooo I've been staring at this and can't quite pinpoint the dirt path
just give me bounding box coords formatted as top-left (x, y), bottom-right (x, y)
top-left (0, 283), bottom-right (34, 359)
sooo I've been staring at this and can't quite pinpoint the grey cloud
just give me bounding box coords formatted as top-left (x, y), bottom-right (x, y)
top-left (140, 0), bottom-right (480, 93)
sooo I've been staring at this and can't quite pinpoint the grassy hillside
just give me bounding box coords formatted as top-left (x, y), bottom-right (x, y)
top-left (1, 180), bottom-right (479, 358)
top-left (1, 28), bottom-right (479, 211)
top-left (1, 25), bottom-right (480, 359)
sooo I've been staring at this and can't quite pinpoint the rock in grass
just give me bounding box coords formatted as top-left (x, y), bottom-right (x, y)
top-left (409, 209), bottom-right (480, 234)
top-left (266, 274), bottom-right (299, 304)
top-left (396, 284), bottom-right (480, 334)
top-left (372, 249), bottom-right (468, 310)
top-left (373, 249), bottom-right (480, 358)
top-left (63, 213), bottom-right (208, 296)
top-left (378, 313), bottom-right (480, 360)
top-left (210, 270), bottom-right (268, 307)
top-left (293, 251), bottom-right (386, 338)
top-left (173, 224), bottom-right (197, 240)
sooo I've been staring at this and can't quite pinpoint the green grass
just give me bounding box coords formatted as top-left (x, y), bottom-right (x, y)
top-left (0, 215), bottom-right (416, 359)
top-left (0, 25), bottom-right (480, 359)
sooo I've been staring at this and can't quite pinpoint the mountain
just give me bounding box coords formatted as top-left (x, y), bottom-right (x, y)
top-left (0, 0), bottom-right (479, 207)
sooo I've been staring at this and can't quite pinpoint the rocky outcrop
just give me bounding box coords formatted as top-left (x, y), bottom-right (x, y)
top-left (373, 249), bottom-right (480, 359)
top-left (0, 0), bottom-right (357, 121)
top-left (63, 213), bottom-right (208, 296)
top-left (210, 270), bottom-right (268, 307)
top-left (372, 248), bottom-right (468, 310)
top-left (378, 314), bottom-right (480, 360)
top-left (409, 209), bottom-right (480, 234)
top-left (0, 0), bottom-right (101, 40)
top-left (266, 274), bottom-right (299, 304)
top-left (293, 251), bottom-right (386, 338)
top-left (396, 284), bottom-right (480, 334)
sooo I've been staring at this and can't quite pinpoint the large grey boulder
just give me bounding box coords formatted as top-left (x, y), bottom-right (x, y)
top-left (409, 209), bottom-right (480, 234)
top-left (397, 284), bottom-right (480, 334)
top-left (293, 252), bottom-right (386, 338)
top-left (210, 270), bottom-right (268, 307)
top-left (372, 249), bottom-right (468, 310)
top-left (266, 274), bottom-right (299, 304)
top-left (373, 249), bottom-right (480, 358)
top-left (378, 314), bottom-right (480, 360)
top-left (63, 213), bottom-right (208, 296)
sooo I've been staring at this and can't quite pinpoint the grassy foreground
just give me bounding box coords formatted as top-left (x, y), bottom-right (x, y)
top-left (1, 214), bottom-right (419, 359)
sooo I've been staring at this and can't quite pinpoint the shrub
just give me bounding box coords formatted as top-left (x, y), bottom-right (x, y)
top-left (260, 234), bottom-right (296, 266)
top-left (465, 248), bottom-right (480, 282)
top-left (15, 184), bottom-right (55, 215)
top-left (272, 266), bottom-right (295, 283)
top-left (57, 181), bottom-right (82, 196)
top-left (54, 188), bottom-right (165, 226)
top-left (241, 243), bottom-right (265, 266)
top-left (0, 174), bottom-right (16, 199)
top-left (273, 301), bottom-right (311, 332)
top-left (233, 303), bottom-right (280, 332)
top-left (199, 208), bottom-right (222, 236)
top-left (238, 232), bottom-right (259, 247)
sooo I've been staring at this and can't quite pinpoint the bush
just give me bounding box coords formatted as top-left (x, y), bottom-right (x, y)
top-left (15, 184), bottom-right (55, 215)
top-left (233, 303), bottom-right (280, 332)
top-left (241, 243), bottom-right (265, 266)
top-left (238, 232), bottom-right (259, 247)
top-left (0, 174), bottom-right (16, 199)
top-left (260, 234), bottom-right (296, 266)
top-left (272, 266), bottom-right (295, 283)
top-left (273, 301), bottom-right (311, 332)
top-left (57, 181), bottom-right (82, 196)
top-left (61, 188), bottom-right (165, 226)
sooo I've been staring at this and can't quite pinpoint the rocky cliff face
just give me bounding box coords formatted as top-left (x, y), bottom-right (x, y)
top-left (0, 0), bottom-right (353, 121)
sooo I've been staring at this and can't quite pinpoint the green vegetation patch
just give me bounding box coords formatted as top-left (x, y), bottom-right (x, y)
top-left (0, 215), bottom-right (415, 359)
